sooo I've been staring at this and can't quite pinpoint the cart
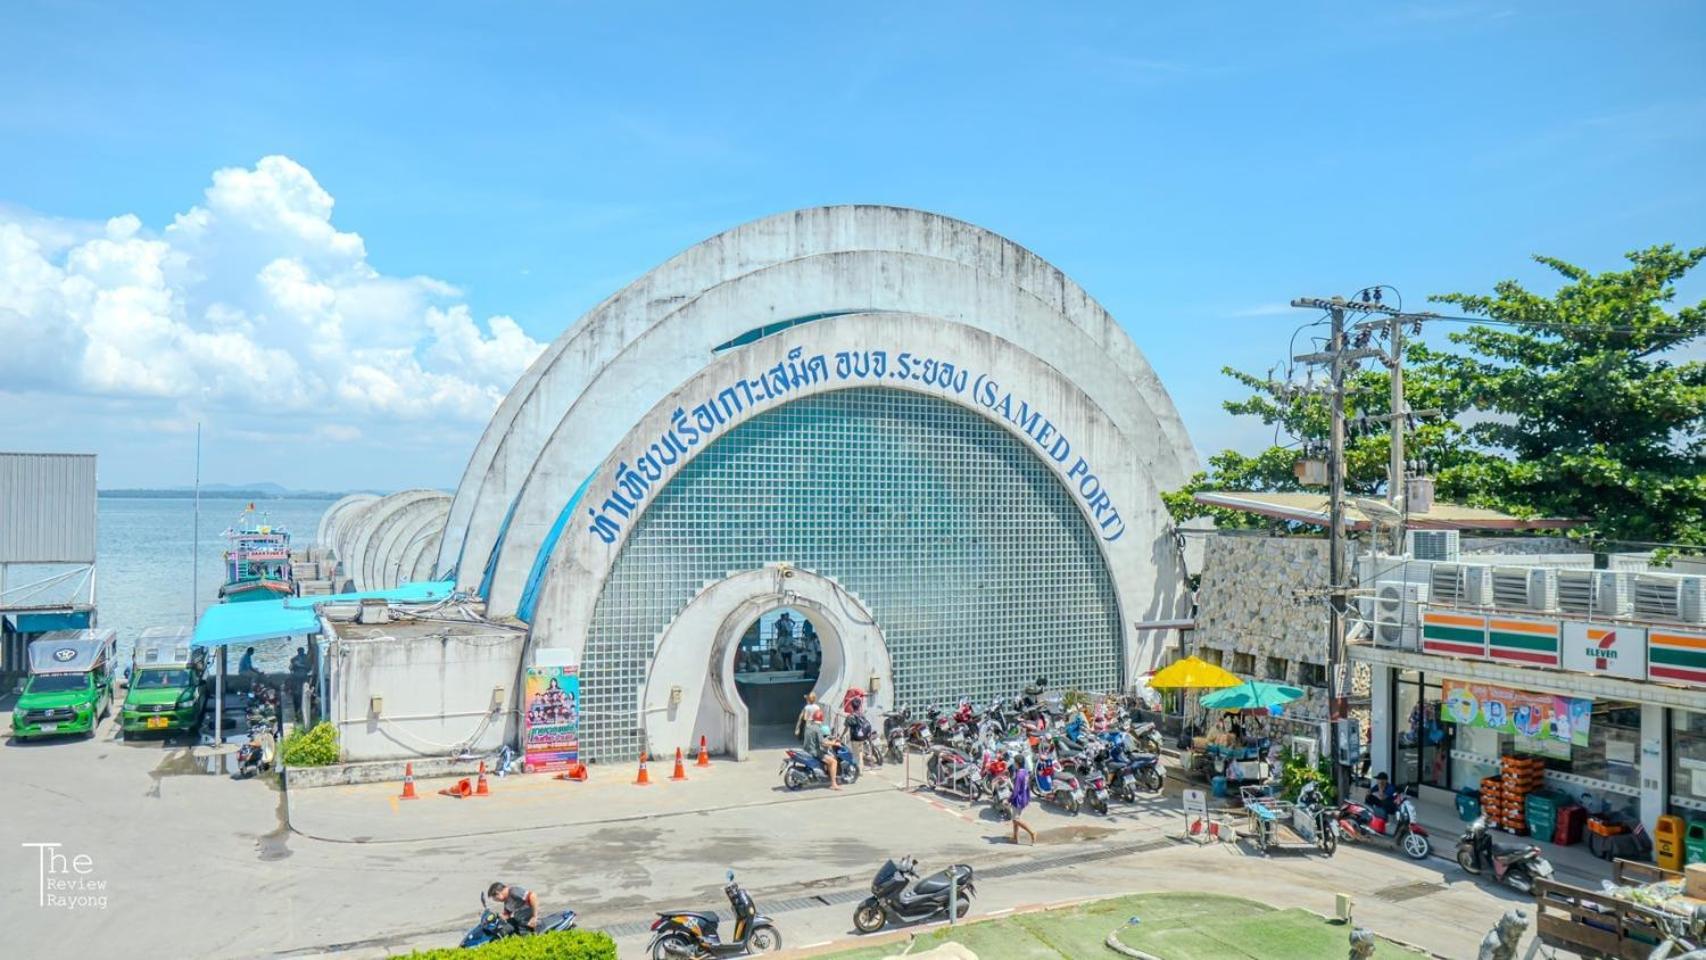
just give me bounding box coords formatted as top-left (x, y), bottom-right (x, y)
top-left (1535, 859), bottom-right (1704, 960)
top-left (1242, 784), bottom-right (1336, 857)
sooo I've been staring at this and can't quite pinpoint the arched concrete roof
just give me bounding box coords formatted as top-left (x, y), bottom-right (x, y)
top-left (399, 529), bottom-right (442, 585)
top-left (363, 494), bottom-right (450, 590)
top-left (316, 493), bottom-right (377, 553)
top-left (341, 490), bottom-right (445, 591)
top-left (441, 206), bottom-right (1200, 617)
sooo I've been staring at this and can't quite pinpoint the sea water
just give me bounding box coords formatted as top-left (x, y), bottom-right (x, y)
top-left (11, 497), bottom-right (335, 671)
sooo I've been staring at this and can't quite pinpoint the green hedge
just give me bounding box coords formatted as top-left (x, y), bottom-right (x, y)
top-left (280, 721), bottom-right (339, 767)
top-left (392, 929), bottom-right (615, 960)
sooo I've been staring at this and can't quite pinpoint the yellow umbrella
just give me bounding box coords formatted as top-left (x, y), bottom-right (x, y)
top-left (1147, 655), bottom-right (1241, 690)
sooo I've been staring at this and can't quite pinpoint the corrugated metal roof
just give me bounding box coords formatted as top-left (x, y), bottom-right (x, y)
top-left (1192, 490), bottom-right (1579, 532)
top-left (0, 453), bottom-right (97, 563)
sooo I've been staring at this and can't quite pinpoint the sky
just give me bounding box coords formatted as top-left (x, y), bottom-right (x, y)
top-left (1, 1), bottom-right (1702, 491)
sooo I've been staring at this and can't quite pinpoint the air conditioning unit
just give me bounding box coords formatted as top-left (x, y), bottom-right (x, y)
top-left (1633, 573), bottom-right (1706, 625)
top-left (1556, 569), bottom-right (1633, 617)
top-left (1373, 581), bottom-right (1428, 650)
top-left (1491, 566), bottom-right (1557, 612)
top-left (1406, 529), bottom-right (1460, 562)
top-left (1429, 562), bottom-right (1493, 607)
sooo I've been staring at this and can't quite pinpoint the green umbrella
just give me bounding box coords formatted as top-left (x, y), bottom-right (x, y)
top-left (1199, 680), bottom-right (1305, 712)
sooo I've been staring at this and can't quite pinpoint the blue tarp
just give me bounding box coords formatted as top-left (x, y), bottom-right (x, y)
top-left (193, 580), bottom-right (456, 647)
top-left (280, 579), bottom-right (456, 609)
top-left (192, 601), bottom-right (320, 648)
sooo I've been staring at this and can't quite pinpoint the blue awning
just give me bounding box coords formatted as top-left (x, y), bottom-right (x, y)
top-left (192, 581), bottom-right (457, 648)
top-left (192, 601), bottom-right (321, 648)
top-left (280, 579), bottom-right (456, 609)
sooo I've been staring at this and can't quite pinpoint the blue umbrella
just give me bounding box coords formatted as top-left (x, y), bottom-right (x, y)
top-left (1199, 680), bottom-right (1305, 712)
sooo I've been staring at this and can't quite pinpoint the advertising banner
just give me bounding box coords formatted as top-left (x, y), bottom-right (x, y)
top-left (523, 665), bottom-right (579, 772)
top-left (1561, 622), bottom-right (1648, 679)
top-left (1441, 678), bottom-right (1591, 746)
top-left (1650, 629), bottom-right (1706, 686)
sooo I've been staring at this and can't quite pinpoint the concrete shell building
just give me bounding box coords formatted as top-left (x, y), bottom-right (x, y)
top-left (438, 206), bottom-right (1200, 761)
top-left (322, 490), bottom-right (449, 592)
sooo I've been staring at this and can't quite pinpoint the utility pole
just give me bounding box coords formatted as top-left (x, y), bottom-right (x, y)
top-left (1291, 296), bottom-right (1385, 801)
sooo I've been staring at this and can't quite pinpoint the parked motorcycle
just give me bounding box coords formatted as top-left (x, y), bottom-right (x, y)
top-left (1456, 816), bottom-right (1553, 893)
top-left (780, 744), bottom-right (859, 790)
top-left (1034, 753), bottom-right (1084, 814)
top-left (649, 871), bottom-right (780, 958)
top-left (1339, 783), bottom-right (1431, 860)
top-left (1129, 720), bottom-right (1163, 756)
top-left (235, 724), bottom-right (275, 779)
top-left (925, 746), bottom-right (982, 799)
top-left (852, 857), bottom-right (975, 933)
top-left (460, 892), bottom-right (578, 948)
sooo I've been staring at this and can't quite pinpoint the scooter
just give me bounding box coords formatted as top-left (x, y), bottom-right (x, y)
top-left (1034, 753), bottom-right (1085, 814)
top-left (648, 870), bottom-right (781, 958)
top-left (780, 743), bottom-right (859, 790)
top-left (1129, 721), bottom-right (1163, 756)
top-left (852, 856), bottom-right (976, 933)
top-left (460, 892), bottom-right (578, 948)
top-left (235, 724), bottom-right (275, 779)
top-left (1339, 783), bottom-right (1431, 860)
top-left (1456, 816), bottom-right (1554, 894)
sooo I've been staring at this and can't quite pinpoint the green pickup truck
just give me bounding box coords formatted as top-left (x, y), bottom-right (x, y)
top-left (121, 626), bottom-right (206, 735)
top-left (11, 629), bottom-right (118, 740)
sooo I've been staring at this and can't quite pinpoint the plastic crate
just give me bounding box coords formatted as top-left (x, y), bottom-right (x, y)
top-left (1526, 792), bottom-right (1559, 843)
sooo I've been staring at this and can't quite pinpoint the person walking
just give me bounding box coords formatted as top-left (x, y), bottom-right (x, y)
top-left (1010, 755), bottom-right (1037, 845)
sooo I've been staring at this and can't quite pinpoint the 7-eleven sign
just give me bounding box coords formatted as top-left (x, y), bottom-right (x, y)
top-left (1562, 621), bottom-right (1648, 679)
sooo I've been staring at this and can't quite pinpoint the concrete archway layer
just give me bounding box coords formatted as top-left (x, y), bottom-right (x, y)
top-left (439, 206), bottom-right (1198, 609)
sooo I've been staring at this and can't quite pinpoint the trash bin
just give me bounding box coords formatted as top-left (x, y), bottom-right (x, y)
top-left (1211, 775), bottom-right (1227, 798)
top-left (1526, 792), bottom-right (1560, 845)
top-left (1656, 814), bottom-right (1686, 872)
top-left (1686, 819), bottom-right (1706, 866)
top-left (1456, 787), bottom-right (1481, 822)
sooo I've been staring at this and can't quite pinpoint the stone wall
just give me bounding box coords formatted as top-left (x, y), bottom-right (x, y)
top-left (1192, 534), bottom-right (1333, 718)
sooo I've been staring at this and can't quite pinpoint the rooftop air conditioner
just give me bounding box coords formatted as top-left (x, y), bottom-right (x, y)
top-left (1429, 562), bottom-right (1493, 607)
top-left (1373, 581), bottom-right (1428, 650)
top-left (1406, 529), bottom-right (1460, 562)
top-left (1556, 569), bottom-right (1633, 618)
top-left (1491, 566), bottom-right (1557, 612)
top-left (1633, 573), bottom-right (1706, 625)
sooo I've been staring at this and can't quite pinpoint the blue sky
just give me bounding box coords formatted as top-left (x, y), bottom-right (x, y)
top-left (1, 1), bottom-right (1702, 489)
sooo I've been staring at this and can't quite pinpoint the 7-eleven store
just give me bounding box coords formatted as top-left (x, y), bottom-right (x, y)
top-left (1355, 606), bottom-right (1706, 835)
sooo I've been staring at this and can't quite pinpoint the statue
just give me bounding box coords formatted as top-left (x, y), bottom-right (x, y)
top-left (1477, 908), bottom-right (1529, 960)
top-left (1348, 927), bottom-right (1376, 959)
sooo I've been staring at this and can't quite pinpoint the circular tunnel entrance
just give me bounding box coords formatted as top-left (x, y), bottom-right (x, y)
top-left (731, 607), bottom-right (824, 747)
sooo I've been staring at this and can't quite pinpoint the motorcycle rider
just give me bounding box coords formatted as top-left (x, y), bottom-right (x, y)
top-left (486, 881), bottom-right (539, 935)
top-left (804, 713), bottom-right (842, 790)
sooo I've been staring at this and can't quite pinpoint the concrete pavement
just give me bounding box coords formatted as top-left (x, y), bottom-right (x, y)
top-left (1, 714), bottom-right (1583, 959)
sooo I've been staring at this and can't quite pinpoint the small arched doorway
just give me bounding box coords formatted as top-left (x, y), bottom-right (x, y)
top-left (730, 607), bottom-right (824, 745)
top-left (638, 566), bottom-right (891, 760)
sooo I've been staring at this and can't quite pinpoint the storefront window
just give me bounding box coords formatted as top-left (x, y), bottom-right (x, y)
top-left (1392, 670), bottom-right (1451, 788)
top-left (1672, 709), bottom-right (1706, 815)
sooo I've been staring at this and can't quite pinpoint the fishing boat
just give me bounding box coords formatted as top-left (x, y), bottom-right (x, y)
top-left (218, 504), bottom-right (292, 602)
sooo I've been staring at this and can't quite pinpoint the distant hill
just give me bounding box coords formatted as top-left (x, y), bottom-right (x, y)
top-left (100, 484), bottom-right (376, 500)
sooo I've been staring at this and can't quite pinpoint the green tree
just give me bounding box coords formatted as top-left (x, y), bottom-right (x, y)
top-left (1423, 245), bottom-right (1706, 549)
top-left (1163, 359), bottom-right (1473, 531)
top-left (1167, 246), bottom-right (1706, 551)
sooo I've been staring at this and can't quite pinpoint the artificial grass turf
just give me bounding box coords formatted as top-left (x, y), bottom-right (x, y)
top-left (815, 892), bottom-right (1423, 959)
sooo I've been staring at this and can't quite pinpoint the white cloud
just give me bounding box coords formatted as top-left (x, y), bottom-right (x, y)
top-left (0, 156), bottom-right (544, 430)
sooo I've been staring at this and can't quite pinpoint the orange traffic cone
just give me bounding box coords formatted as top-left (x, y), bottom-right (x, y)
top-left (696, 735), bottom-right (711, 768)
top-left (475, 760), bottom-right (491, 796)
top-left (634, 751), bottom-right (652, 786)
top-left (670, 747), bottom-right (688, 781)
top-left (439, 777), bottom-right (473, 798)
top-left (557, 761), bottom-right (587, 782)
top-left (400, 762), bottom-right (419, 800)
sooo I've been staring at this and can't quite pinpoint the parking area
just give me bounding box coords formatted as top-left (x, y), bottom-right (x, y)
top-left (1, 709), bottom-right (1557, 959)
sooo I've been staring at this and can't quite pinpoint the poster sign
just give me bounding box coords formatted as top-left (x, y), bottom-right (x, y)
top-left (523, 665), bottom-right (579, 772)
top-left (1561, 622), bottom-right (1648, 679)
top-left (1441, 678), bottom-right (1591, 746)
top-left (1182, 787), bottom-right (1208, 818)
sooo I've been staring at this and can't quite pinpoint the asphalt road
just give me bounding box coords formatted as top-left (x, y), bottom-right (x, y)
top-left (0, 710), bottom-right (1570, 959)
